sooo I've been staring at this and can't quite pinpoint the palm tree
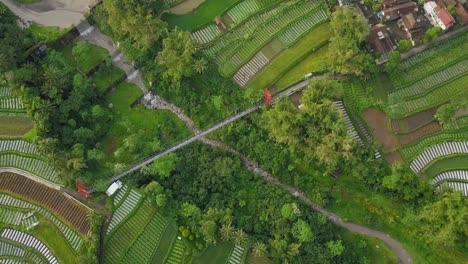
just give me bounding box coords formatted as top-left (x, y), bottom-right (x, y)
top-left (193, 58), bottom-right (208, 74)
top-left (252, 242), bottom-right (267, 257)
top-left (219, 223), bottom-right (234, 241)
top-left (234, 229), bottom-right (248, 246)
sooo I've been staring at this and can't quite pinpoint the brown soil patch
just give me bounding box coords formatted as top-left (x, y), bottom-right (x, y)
top-left (362, 108), bottom-right (399, 151)
top-left (397, 121), bottom-right (442, 145)
top-left (0, 172), bottom-right (90, 235)
top-left (222, 14), bottom-right (234, 27)
top-left (289, 91), bottom-right (303, 107)
top-left (385, 151), bottom-right (403, 164)
top-left (391, 106), bottom-right (438, 133)
top-left (0, 117), bottom-right (34, 137)
top-left (169, 0), bottom-right (205, 15)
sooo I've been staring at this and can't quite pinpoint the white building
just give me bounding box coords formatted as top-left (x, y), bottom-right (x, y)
top-left (424, 1), bottom-right (455, 30)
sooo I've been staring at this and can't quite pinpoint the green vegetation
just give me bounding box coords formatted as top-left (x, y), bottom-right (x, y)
top-left (28, 25), bottom-right (70, 43)
top-left (73, 42), bottom-right (110, 74)
top-left (423, 155), bottom-right (468, 179)
top-left (14, 0), bottom-right (40, 3)
top-left (339, 231), bottom-right (398, 264)
top-left (195, 242), bottom-right (234, 264)
top-left (246, 22), bottom-right (330, 91)
top-left (92, 64), bottom-right (126, 95)
top-left (275, 45), bottom-right (328, 89)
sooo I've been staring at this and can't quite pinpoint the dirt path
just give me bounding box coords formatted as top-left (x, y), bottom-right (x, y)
top-left (169, 0), bottom-right (205, 15)
top-left (201, 139), bottom-right (412, 264)
top-left (0, 0), bottom-right (91, 28)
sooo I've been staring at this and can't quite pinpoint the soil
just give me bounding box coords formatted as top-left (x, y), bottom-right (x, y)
top-left (0, 172), bottom-right (90, 234)
top-left (391, 106), bottom-right (438, 133)
top-left (169, 0), bottom-right (206, 15)
top-left (397, 121), bottom-right (442, 145)
top-left (362, 108), bottom-right (399, 151)
top-left (385, 151), bottom-right (403, 164)
top-left (289, 91), bottom-right (303, 106)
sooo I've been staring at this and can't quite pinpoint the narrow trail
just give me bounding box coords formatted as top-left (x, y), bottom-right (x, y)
top-left (201, 139), bottom-right (413, 264)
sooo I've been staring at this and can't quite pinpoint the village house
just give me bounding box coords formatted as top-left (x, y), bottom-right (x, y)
top-left (401, 13), bottom-right (426, 45)
top-left (379, 0), bottom-right (418, 21)
top-left (424, 1), bottom-right (456, 30)
top-left (368, 24), bottom-right (397, 64)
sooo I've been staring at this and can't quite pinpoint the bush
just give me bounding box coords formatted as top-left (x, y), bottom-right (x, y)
top-left (399, 39), bottom-right (412, 52)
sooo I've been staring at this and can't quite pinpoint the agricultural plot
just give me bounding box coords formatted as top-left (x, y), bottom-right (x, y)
top-left (1, 228), bottom-right (58, 264)
top-left (278, 9), bottom-right (328, 47)
top-left (388, 59), bottom-right (468, 102)
top-left (104, 201), bottom-right (153, 263)
top-left (0, 86), bottom-right (24, 113)
top-left (165, 238), bottom-right (186, 264)
top-left (232, 51), bottom-right (269, 87)
top-left (226, 0), bottom-right (262, 22)
top-left (121, 214), bottom-right (168, 264)
top-left (437, 181), bottom-right (468, 196)
top-left (433, 170), bottom-right (468, 185)
top-left (191, 24), bottom-right (222, 44)
top-left (390, 74), bottom-right (468, 117)
top-left (409, 142), bottom-right (468, 173)
top-left (0, 193), bottom-right (84, 252)
top-left (0, 140), bottom-right (39, 156)
top-left (400, 129), bottom-right (468, 161)
top-left (0, 116), bottom-right (34, 137)
top-left (390, 32), bottom-right (468, 89)
top-left (0, 154), bottom-right (59, 184)
top-left (106, 189), bottom-right (142, 235)
top-left (201, 0), bottom-right (327, 75)
top-left (228, 245), bottom-right (245, 264)
top-left (0, 207), bottom-right (24, 226)
top-left (0, 172), bottom-right (90, 236)
top-left (0, 239), bottom-right (47, 264)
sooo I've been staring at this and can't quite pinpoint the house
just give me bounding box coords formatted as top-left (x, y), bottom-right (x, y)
top-left (456, 4), bottom-right (468, 24)
top-left (401, 13), bottom-right (425, 44)
top-left (368, 24), bottom-right (397, 64)
top-left (106, 181), bottom-right (122, 196)
top-left (380, 1), bottom-right (418, 21)
top-left (424, 1), bottom-right (456, 30)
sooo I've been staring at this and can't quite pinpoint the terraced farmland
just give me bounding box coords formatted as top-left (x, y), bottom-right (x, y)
top-left (0, 238), bottom-right (48, 264)
top-left (105, 185), bottom-right (187, 264)
top-left (0, 172), bottom-right (91, 235)
top-left (0, 86), bottom-right (24, 113)
top-left (1, 228), bottom-right (58, 264)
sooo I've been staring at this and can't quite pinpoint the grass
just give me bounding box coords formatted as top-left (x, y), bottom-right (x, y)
top-left (28, 25), bottom-right (70, 43)
top-left (163, 0), bottom-right (241, 31)
top-left (150, 222), bottom-right (178, 264)
top-left (0, 117), bottom-right (35, 137)
top-left (92, 64), bottom-right (126, 95)
top-left (194, 242), bottom-right (234, 264)
top-left (275, 45), bottom-right (329, 90)
top-left (22, 127), bottom-right (37, 142)
top-left (73, 42), bottom-right (109, 74)
top-left (422, 155), bottom-right (468, 179)
top-left (245, 22), bottom-right (330, 91)
top-left (329, 173), bottom-right (468, 264)
top-left (339, 230), bottom-right (398, 264)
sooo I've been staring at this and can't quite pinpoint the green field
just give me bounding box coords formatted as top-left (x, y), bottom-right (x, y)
top-left (164, 0), bottom-right (241, 30)
top-left (423, 155), bottom-right (468, 179)
top-left (73, 42), bottom-right (110, 74)
top-left (93, 64), bottom-right (126, 95)
top-left (0, 116), bottom-right (34, 137)
top-left (245, 22), bottom-right (330, 91)
top-left (28, 25), bottom-right (70, 43)
top-left (275, 44), bottom-right (328, 89)
top-left (339, 230), bottom-right (398, 264)
top-left (149, 222), bottom-right (177, 264)
top-left (194, 242), bottom-right (234, 264)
